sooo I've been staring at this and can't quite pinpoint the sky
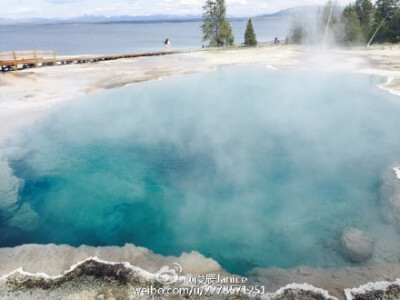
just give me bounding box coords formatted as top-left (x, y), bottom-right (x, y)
top-left (0, 0), bottom-right (353, 19)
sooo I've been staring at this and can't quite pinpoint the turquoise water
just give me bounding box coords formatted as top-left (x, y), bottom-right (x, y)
top-left (2, 67), bottom-right (400, 274)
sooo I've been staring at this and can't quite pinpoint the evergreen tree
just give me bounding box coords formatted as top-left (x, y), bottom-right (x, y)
top-left (373, 0), bottom-right (400, 43)
top-left (219, 19), bottom-right (234, 46)
top-left (375, 0), bottom-right (399, 20)
top-left (244, 19), bottom-right (258, 46)
top-left (342, 4), bottom-right (363, 43)
top-left (354, 0), bottom-right (374, 40)
top-left (215, 0), bottom-right (227, 24)
top-left (289, 14), bottom-right (308, 44)
top-left (201, 0), bottom-right (219, 46)
top-left (387, 9), bottom-right (400, 42)
top-left (321, 0), bottom-right (340, 29)
top-left (201, 0), bottom-right (234, 47)
top-left (321, 0), bottom-right (341, 43)
top-left (285, 0), bottom-right (400, 45)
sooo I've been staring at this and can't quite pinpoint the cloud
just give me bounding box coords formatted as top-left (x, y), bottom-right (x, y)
top-left (44, 0), bottom-right (80, 3)
top-left (0, 0), bottom-right (352, 19)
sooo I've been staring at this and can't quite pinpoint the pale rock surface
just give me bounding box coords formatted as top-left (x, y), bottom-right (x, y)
top-left (381, 167), bottom-right (400, 232)
top-left (340, 228), bottom-right (374, 263)
top-left (0, 160), bottom-right (22, 212)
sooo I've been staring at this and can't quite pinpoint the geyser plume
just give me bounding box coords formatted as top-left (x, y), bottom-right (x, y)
top-left (323, 0), bottom-right (338, 44)
top-left (288, 1), bottom-right (342, 46)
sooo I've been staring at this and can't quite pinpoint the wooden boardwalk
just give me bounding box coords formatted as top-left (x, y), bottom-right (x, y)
top-left (0, 50), bottom-right (56, 71)
top-left (0, 49), bottom-right (184, 72)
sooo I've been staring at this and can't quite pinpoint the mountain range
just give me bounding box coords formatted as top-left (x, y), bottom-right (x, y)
top-left (0, 6), bottom-right (322, 25)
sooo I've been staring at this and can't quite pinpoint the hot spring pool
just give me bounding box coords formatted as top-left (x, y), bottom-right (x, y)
top-left (2, 67), bottom-right (400, 275)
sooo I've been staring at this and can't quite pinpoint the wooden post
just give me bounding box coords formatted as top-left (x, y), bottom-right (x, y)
top-left (53, 50), bottom-right (56, 66)
top-left (12, 51), bottom-right (17, 71)
top-left (33, 50), bottom-right (38, 67)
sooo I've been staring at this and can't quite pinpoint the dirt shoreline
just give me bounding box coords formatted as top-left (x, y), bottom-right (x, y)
top-left (1, 244), bottom-right (400, 299)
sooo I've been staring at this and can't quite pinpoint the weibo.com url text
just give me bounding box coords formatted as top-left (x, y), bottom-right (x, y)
top-left (133, 285), bottom-right (266, 296)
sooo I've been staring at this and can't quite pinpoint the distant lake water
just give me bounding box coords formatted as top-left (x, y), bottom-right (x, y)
top-left (0, 18), bottom-right (290, 55)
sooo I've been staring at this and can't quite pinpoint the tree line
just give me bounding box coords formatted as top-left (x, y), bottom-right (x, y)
top-left (201, 0), bottom-right (258, 47)
top-left (289, 0), bottom-right (400, 45)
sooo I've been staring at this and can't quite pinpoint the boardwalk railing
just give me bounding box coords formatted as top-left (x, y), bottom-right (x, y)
top-left (0, 50), bottom-right (56, 71)
top-left (0, 49), bottom-right (201, 72)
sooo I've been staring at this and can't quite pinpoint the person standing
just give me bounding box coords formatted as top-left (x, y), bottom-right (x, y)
top-left (164, 38), bottom-right (171, 50)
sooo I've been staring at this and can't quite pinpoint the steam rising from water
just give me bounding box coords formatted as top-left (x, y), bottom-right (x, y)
top-left (2, 67), bottom-right (400, 274)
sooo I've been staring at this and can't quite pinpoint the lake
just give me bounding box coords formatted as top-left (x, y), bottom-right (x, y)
top-left (0, 18), bottom-right (290, 55)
